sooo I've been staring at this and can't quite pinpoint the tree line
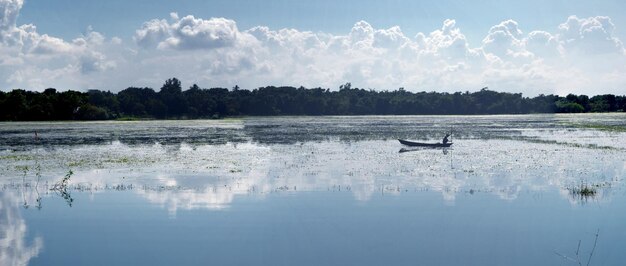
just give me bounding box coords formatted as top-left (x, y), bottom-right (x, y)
top-left (0, 78), bottom-right (624, 120)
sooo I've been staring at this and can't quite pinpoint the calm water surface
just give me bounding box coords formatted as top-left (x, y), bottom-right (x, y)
top-left (1, 114), bottom-right (625, 265)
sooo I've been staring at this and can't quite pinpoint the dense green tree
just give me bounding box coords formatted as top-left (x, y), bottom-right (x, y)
top-left (75, 104), bottom-right (110, 120)
top-left (555, 100), bottom-right (585, 113)
top-left (88, 90), bottom-right (119, 116)
top-left (1, 90), bottom-right (28, 120)
top-left (1, 78), bottom-right (625, 121)
top-left (159, 78), bottom-right (187, 117)
top-left (118, 87), bottom-right (159, 117)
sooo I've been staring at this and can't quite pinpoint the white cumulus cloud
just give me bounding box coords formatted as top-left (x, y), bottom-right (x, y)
top-left (0, 0), bottom-right (123, 90)
top-left (558, 15), bottom-right (624, 55)
top-left (0, 0), bottom-right (22, 34)
top-left (0, 1), bottom-right (625, 96)
top-left (134, 15), bottom-right (242, 50)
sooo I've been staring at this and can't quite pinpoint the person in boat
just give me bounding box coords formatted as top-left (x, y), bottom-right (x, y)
top-left (442, 134), bottom-right (450, 144)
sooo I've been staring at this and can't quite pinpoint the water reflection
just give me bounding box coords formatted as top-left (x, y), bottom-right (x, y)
top-left (561, 182), bottom-right (614, 205)
top-left (0, 116), bottom-right (625, 265)
top-left (2, 114), bottom-right (625, 149)
top-left (138, 187), bottom-right (242, 216)
top-left (0, 192), bottom-right (43, 266)
top-left (1, 115), bottom-right (625, 212)
top-left (1, 137), bottom-right (623, 214)
top-left (398, 147), bottom-right (451, 154)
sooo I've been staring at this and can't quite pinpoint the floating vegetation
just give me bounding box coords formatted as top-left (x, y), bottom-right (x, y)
top-left (0, 154), bottom-right (35, 161)
top-left (103, 157), bottom-right (131, 164)
top-left (0, 115), bottom-right (625, 210)
top-left (506, 136), bottom-right (620, 151)
top-left (68, 159), bottom-right (89, 167)
top-left (15, 165), bottom-right (29, 172)
top-left (568, 123), bottom-right (626, 132)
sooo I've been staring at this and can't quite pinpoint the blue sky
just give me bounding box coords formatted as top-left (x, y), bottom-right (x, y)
top-left (17, 0), bottom-right (626, 43)
top-left (2, 0), bottom-right (626, 95)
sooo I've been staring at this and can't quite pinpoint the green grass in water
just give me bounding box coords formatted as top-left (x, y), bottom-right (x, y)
top-left (0, 154), bottom-right (35, 161)
top-left (565, 122), bottom-right (626, 132)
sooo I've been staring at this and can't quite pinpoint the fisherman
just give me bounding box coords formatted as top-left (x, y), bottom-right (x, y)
top-left (442, 134), bottom-right (450, 144)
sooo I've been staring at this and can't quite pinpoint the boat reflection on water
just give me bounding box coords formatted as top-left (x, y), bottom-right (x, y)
top-left (398, 147), bottom-right (451, 155)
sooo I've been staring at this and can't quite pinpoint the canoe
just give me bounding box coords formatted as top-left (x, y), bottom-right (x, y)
top-left (398, 139), bottom-right (452, 147)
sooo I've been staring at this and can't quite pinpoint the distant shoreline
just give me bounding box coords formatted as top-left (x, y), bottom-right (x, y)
top-left (2, 113), bottom-right (625, 123)
top-left (1, 78), bottom-right (624, 121)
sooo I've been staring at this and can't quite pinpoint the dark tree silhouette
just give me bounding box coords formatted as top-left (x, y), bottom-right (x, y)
top-left (1, 78), bottom-right (624, 121)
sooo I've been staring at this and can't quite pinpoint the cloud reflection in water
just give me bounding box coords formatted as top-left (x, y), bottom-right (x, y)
top-left (0, 192), bottom-right (43, 266)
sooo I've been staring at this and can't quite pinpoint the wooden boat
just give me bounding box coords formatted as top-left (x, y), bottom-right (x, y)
top-left (398, 139), bottom-right (452, 147)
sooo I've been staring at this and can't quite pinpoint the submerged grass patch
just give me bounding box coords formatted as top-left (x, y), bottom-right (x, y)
top-left (15, 165), bottom-right (30, 172)
top-left (0, 154), bottom-right (35, 161)
top-left (68, 159), bottom-right (89, 167)
top-left (497, 135), bottom-right (621, 150)
top-left (565, 122), bottom-right (626, 132)
top-left (103, 157), bottom-right (132, 164)
top-left (115, 116), bottom-right (152, 121)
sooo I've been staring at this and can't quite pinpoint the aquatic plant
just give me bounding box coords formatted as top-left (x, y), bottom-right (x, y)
top-left (34, 162), bottom-right (42, 210)
top-left (53, 170), bottom-right (73, 189)
top-left (21, 165), bottom-right (29, 209)
top-left (569, 183), bottom-right (600, 197)
top-left (566, 181), bottom-right (611, 205)
top-left (50, 169), bottom-right (75, 207)
top-left (554, 229), bottom-right (600, 266)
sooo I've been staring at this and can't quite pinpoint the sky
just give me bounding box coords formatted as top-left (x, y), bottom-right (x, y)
top-left (1, 0), bottom-right (626, 96)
